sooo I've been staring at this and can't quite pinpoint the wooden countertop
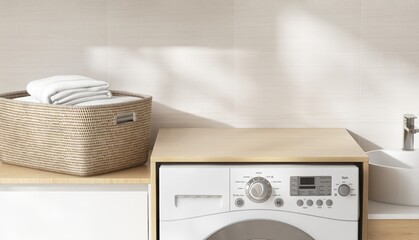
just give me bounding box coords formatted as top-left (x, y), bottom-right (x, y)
top-left (0, 161), bottom-right (150, 184)
top-left (151, 128), bottom-right (367, 163)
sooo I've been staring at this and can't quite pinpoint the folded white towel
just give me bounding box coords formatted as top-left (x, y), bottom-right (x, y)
top-left (75, 96), bottom-right (141, 106)
top-left (53, 90), bottom-right (112, 105)
top-left (14, 95), bottom-right (141, 106)
top-left (14, 96), bottom-right (39, 104)
top-left (27, 75), bottom-right (112, 105)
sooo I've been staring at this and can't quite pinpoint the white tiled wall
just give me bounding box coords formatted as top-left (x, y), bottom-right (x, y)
top-left (1, 0), bottom-right (418, 151)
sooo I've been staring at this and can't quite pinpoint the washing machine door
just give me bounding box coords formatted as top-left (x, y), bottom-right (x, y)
top-left (206, 220), bottom-right (314, 240)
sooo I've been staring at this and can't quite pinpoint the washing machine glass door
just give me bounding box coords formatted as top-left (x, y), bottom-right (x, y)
top-left (206, 220), bottom-right (314, 240)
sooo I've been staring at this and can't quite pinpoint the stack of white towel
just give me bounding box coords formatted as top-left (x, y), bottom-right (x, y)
top-left (15, 75), bottom-right (141, 106)
top-left (24, 75), bottom-right (112, 105)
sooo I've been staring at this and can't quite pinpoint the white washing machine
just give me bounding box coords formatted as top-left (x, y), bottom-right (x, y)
top-left (159, 164), bottom-right (359, 240)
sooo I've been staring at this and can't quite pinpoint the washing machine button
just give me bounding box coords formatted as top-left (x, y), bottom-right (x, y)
top-left (245, 177), bottom-right (272, 203)
top-left (338, 184), bottom-right (351, 196)
top-left (274, 198), bottom-right (284, 207)
top-left (326, 199), bottom-right (333, 206)
top-left (235, 198), bottom-right (245, 207)
top-left (306, 199), bottom-right (313, 206)
top-left (316, 199), bottom-right (323, 206)
top-left (297, 199), bottom-right (304, 207)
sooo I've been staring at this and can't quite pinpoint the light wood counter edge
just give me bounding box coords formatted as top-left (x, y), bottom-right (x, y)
top-left (362, 161), bottom-right (369, 240)
top-left (368, 219), bottom-right (419, 240)
top-left (151, 156), bottom-right (367, 163)
top-left (151, 161), bottom-right (158, 240)
top-left (0, 178), bottom-right (150, 184)
top-left (0, 162), bottom-right (150, 185)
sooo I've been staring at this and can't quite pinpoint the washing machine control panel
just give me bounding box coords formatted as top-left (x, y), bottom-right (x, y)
top-left (230, 165), bottom-right (359, 221)
top-left (290, 176), bottom-right (332, 196)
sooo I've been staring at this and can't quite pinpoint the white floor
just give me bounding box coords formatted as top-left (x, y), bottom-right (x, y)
top-left (369, 200), bottom-right (419, 219)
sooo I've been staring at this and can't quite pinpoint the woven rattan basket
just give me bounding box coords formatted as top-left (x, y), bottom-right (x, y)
top-left (0, 90), bottom-right (152, 176)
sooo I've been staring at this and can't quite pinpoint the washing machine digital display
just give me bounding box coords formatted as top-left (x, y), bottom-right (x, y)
top-left (300, 177), bottom-right (315, 185)
top-left (290, 176), bottom-right (332, 196)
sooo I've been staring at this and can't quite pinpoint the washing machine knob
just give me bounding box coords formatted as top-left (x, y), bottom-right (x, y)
top-left (338, 184), bottom-right (351, 196)
top-left (245, 177), bottom-right (272, 203)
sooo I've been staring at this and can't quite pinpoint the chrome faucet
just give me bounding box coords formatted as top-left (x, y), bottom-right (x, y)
top-left (403, 114), bottom-right (419, 151)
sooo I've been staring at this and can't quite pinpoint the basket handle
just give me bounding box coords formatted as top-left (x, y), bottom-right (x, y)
top-left (115, 112), bottom-right (136, 124)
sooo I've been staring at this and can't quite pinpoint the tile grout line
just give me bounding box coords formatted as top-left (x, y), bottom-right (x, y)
top-left (106, 0), bottom-right (110, 84)
top-left (358, 0), bottom-right (363, 144)
top-left (233, 0), bottom-right (236, 125)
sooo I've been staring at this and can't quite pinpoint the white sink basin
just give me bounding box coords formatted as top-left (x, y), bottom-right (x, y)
top-left (368, 149), bottom-right (419, 206)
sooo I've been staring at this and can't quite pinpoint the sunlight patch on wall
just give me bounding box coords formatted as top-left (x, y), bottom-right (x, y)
top-left (86, 46), bottom-right (236, 124)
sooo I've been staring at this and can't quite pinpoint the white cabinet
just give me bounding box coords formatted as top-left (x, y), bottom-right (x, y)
top-left (0, 185), bottom-right (148, 240)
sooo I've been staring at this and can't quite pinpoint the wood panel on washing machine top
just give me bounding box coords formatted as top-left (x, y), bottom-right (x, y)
top-left (151, 128), bottom-right (367, 162)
